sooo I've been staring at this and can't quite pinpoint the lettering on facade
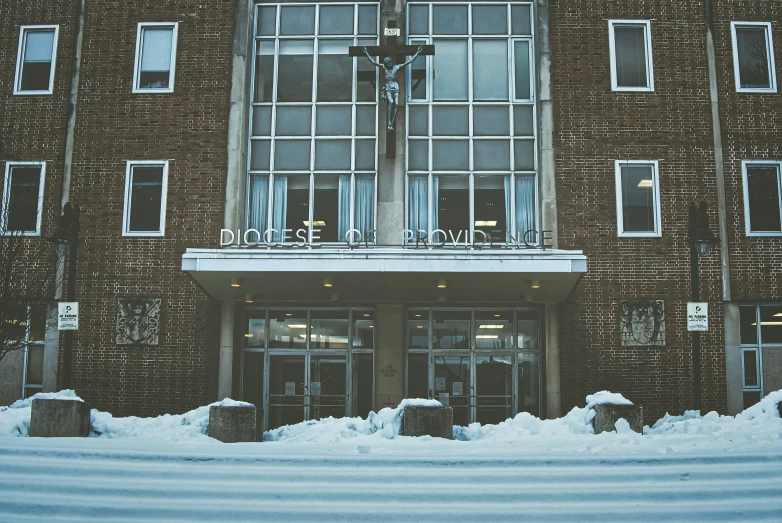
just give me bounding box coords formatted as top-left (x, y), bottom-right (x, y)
top-left (620, 300), bottom-right (666, 347)
top-left (221, 228), bottom-right (554, 250)
top-left (380, 364), bottom-right (398, 379)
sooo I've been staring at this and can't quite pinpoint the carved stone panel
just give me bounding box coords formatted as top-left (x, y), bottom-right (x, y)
top-left (620, 300), bottom-right (666, 347)
top-left (116, 298), bottom-right (161, 346)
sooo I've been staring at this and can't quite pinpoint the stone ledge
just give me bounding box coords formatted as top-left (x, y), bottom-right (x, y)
top-left (208, 405), bottom-right (257, 443)
top-left (29, 399), bottom-right (91, 438)
top-left (402, 406), bottom-right (453, 439)
top-left (593, 404), bottom-right (643, 434)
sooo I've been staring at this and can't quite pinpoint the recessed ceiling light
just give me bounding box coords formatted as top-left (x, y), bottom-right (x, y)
top-left (479, 325), bottom-right (504, 329)
top-left (303, 220), bottom-right (326, 227)
top-left (230, 278), bottom-right (241, 288)
top-left (437, 278), bottom-right (447, 289)
top-left (494, 314), bottom-right (501, 317)
top-left (286, 313), bottom-right (293, 317)
top-left (530, 279), bottom-right (541, 289)
top-left (416, 325), bottom-right (424, 329)
top-left (637, 179), bottom-right (653, 188)
top-left (244, 293), bottom-right (254, 304)
top-left (415, 313), bottom-right (422, 317)
top-left (244, 333), bottom-right (253, 338)
top-left (324, 276), bottom-right (333, 288)
top-left (287, 324), bottom-right (307, 329)
top-left (476, 335), bottom-right (499, 339)
top-left (474, 220), bottom-right (497, 227)
top-left (364, 313), bottom-right (370, 317)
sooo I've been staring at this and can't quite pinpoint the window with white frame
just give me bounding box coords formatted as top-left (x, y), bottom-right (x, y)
top-left (1, 162), bottom-right (45, 235)
top-left (615, 160), bottom-right (661, 237)
top-left (247, 3), bottom-right (379, 244)
top-left (14, 25), bottom-right (58, 95)
top-left (608, 20), bottom-right (654, 91)
top-left (133, 23), bottom-right (178, 92)
top-left (406, 2), bottom-right (538, 245)
top-left (739, 304), bottom-right (782, 408)
top-left (742, 161), bottom-right (782, 235)
top-left (123, 161), bottom-right (168, 236)
top-left (731, 22), bottom-right (777, 93)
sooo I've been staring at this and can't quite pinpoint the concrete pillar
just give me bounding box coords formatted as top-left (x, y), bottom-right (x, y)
top-left (545, 303), bottom-right (561, 418)
top-left (218, 302), bottom-right (235, 400)
top-left (724, 302), bottom-right (743, 415)
top-left (224, 0), bottom-right (254, 232)
top-left (42, 304), bottom-right (59, 393)
top-left (536, 0), bottom-right (557, 248)
top-left (376, 0), bottom-right (407, 246)
top-left (375, 304), bottom-right (405, 409)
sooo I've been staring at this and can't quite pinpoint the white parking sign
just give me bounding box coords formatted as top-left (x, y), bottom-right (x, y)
top-left (58, 302), bottom-right (79, 331)
top-left (687, 302), bottom-right (708, 332)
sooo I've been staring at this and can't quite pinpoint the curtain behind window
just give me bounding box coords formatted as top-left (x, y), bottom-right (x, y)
top-left (272, 175), bottom-right (288, 241)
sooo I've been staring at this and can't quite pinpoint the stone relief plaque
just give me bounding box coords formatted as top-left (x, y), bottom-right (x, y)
top-left (116, 298), bottom-right (161, 346)
top-left (620, 300), bottom-right (666, 347)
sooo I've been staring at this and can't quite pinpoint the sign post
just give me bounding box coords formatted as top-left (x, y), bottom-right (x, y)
top-left (58, 302), bottom-right (79, 331)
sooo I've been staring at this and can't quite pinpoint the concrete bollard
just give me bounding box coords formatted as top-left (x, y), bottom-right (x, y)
top-left (28, 399), bottom-right (91, 437)
top-left (207, 405), bottom-right (257, 443)
top-left (593, 404), bottom-right (644, 434)
top-left (402, 406), bottom-right (453, 439)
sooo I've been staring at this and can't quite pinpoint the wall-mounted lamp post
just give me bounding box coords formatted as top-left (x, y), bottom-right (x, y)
top-left (47, 202), bottom-right (81, 390)
top-left (688, 200), bottom-right (720, 412)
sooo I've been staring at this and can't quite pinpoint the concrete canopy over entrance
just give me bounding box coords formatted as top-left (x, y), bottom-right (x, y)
top-left (182, 248), bottom-right (587, 303)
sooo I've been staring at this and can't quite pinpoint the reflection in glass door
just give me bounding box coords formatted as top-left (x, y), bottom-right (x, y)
top-left (434, 355), bottom-right (471, 426)
top-left (268, 354), bottom-right (306, 429)
top-left (475, 355), bottom-right (514, 424)
top-left (310, 355), bottom-right (348, 421)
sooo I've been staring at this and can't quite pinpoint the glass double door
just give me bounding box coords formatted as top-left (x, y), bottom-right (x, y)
top-left (267, 352), bottom-right (347, 430)
top-left (432, 353), bottom-right (514, 426)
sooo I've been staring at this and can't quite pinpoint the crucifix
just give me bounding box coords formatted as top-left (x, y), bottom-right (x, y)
top-left (349, 21), bottom-right (435, 158)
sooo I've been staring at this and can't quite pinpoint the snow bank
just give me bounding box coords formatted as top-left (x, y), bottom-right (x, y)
top-left (264, 398), bottom-right (442, 442)
top-left (646, 389), bottom-right (782, 438)
top-left (0, 390), bottom-right (82, 437)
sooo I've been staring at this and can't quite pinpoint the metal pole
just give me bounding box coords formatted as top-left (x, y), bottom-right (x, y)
top-left (62, 206), bottom-right (80, 390)
top-left (690, 243), bottom-right (702, 412)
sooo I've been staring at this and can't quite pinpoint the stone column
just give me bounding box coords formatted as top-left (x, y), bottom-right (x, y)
top-left (376, 0), bottom-right (407, 246)
top-left (537, 0), bottom-right (557, 248)
top-left (42, 304), bottom-right (60, 393)
top-left (545, 303), bottom-right (561, 418)
top-left (724, 302), bottom-right (743, 415)
top-left (218, 302), bottom-right (235, 400)
top-left (375, 304), bottom-right (405, 409)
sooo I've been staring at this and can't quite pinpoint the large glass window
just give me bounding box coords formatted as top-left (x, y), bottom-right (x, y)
top-left (608, 20), bottom-right (654, 91)
top-left (407, 3), bottom-right (537, 245)
top-left (739, 304), bottom-right (782, 409)
top-left (406, 308), bottom-right (542, 423)
top-left (731, 22), bottom-right (777, 93)
top-left (122, 162), bottom-right (168, 236)
top-left (248, 4), bottom-right (379, 244)
top-left (742, 161), bottom-right (782, 235)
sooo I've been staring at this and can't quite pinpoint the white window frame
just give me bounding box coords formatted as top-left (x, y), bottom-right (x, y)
top-left (741, 160), bottom-right (782, 236)
top-left (13, 25), bottom-right (59, 95)
top-left (608, 20), bottom-right (655, 92)
top-left (614, 160), bottom-right (662, 237)
top-left (731, 21), bottom-right (777, 94)
top-left (132, 22), bottom-right (179, 94)
top-left (1, 161), bottom-right (46, 236)
top-left (122, 160), bottom-right (169, 237)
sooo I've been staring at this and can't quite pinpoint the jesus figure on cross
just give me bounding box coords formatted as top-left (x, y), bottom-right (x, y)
top-left (361, 44), bottom-right (425, 132)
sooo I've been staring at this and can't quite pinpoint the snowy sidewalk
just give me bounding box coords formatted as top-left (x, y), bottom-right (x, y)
top-left (1, 438), bottom-right (782, 522)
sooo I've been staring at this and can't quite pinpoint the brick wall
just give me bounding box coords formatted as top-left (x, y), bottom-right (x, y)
top-left (711, 1), bottom-right (782, 299)
top-left (65, 1), bottom-right (234, 416)
top-left (551, 0), bottom-right (727, 422)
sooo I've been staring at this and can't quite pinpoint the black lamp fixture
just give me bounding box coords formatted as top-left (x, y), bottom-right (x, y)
top-left (688, 200), bottom-right (720, 257)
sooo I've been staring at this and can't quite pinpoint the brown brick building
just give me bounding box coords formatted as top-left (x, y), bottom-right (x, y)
top-left (1, 1), bottom-right (780, 428)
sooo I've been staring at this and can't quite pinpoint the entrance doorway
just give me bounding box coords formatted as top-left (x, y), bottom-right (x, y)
top-left (406, 308), bottom-right (541, 425)
top-left (241, 308), bottom-right (374, 431)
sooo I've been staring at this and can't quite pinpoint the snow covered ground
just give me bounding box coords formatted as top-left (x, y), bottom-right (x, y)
top-left (1, 391), bottom-right (782, 521)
